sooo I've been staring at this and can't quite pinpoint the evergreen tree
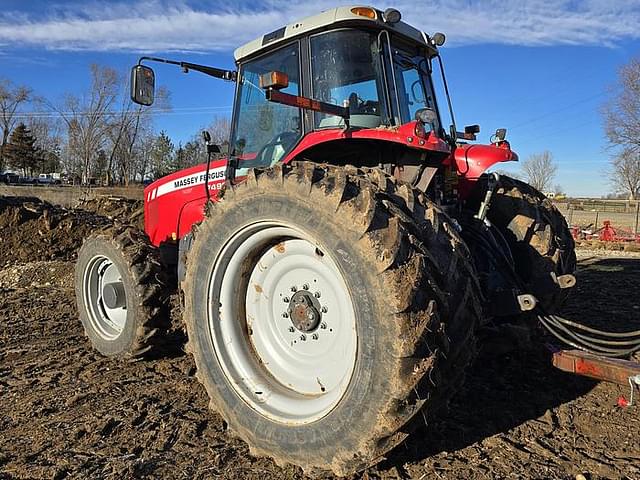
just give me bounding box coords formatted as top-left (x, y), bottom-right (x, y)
top-left (172, 142), bottom-right (187, 171)
top-left (150, 131), bottom-right (174, 179)
top-left (4, 123), bottom-right (38, 175)
top-left (94, 149), bottom-right (108, 181)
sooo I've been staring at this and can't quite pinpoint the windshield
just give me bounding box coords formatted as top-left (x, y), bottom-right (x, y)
top-left (230, 42), bottom-right (302, 168)
top-left (310, 30), bottom-right (389, 129)
top-left (391, 41), bottom-right (439, 131)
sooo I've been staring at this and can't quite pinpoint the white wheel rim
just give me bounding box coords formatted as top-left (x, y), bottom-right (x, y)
top-left (83, 255), bottom-right (127, 340)
top-left (207, 222), bottom-right (357, 424)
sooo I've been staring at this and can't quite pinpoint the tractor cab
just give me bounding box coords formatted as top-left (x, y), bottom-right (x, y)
top-left (131, 6), bottom-right (460, 181)
top-left (227, 6), bottom-right (445, 171)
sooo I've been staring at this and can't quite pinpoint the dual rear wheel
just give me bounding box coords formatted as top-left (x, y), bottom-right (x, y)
top-left (182, 163), bottom-right (482, 474)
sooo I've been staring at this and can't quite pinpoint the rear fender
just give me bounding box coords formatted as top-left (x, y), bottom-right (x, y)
top-left (453, 143), bottom-right (518, 199)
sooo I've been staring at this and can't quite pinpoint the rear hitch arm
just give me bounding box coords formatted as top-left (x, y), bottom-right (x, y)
top-left (553, 348), bottom-right (640, 387)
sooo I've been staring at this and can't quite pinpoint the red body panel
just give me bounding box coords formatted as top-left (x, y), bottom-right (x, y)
top-left (142, 124), bottom-right (517, 246)
top-left (143, 159), bottom-right (227, 246)
top-left (453, 142), bottom-right (518, 198)
top-left (282, 121), bottom-right (450, 162)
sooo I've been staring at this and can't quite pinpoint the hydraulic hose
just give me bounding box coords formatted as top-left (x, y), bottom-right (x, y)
top-left (538, 314), bottom-right (640, 358)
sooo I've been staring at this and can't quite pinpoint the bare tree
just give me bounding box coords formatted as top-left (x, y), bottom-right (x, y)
top-left (602, 57), bottom-right (640, 198)
top-left (133, 130), bottom-right (156, 182)
top-left (105, 72), bottom-right (170, 185)
top-left (27, 117), bottom-right (64, 172)
top-left (48, 64), bottom-right (119, 183)
top-left (602, 57), bottom-right (640, 153)
top-left (0, 79), bottom-right (31, 170)
top-left (521, 151), bottom-right (557, 192)
top-left (610, 148), bottom-right (640, 200)
top-left (180, 116), bottom-right (232, 168)
top-left (208, 116), bottom-right (231, 146)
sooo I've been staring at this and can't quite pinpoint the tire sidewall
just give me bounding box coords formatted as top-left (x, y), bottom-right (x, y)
top-left (186, 192), bottom-right (397, 464)
top-left (75, 235), bottom-right (140, 357)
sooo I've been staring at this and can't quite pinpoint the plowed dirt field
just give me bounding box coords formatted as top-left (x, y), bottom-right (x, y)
top-left (1, 196), bottom-right (638, 480)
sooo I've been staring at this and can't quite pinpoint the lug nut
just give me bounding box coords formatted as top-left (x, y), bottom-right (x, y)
top-left (282, 312), bottom-right (289, 318)
top-left (288, 326), bottom-right (295, 333)
top-left (302, 284), bottom-right (309, 290)
top-left (300, 334), bottom-right (307, 341)
top-left (320, 322), bottom-right (327, 329)
top-left (312, 333), bottom-right (319, 340)
top-left (290, 286), bottom-right (297, 292)
top-left (314, 291), bottom-right (321, 298)
top-left (283, 296), bottom-right (290, 303)
top-left (321, 306), bottom-right (328, 313)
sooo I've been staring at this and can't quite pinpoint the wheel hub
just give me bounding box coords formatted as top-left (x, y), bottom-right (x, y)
top-left (288, 291), bottom-right (321, 332)
top-left (102, 281), bottom-right (126, 309)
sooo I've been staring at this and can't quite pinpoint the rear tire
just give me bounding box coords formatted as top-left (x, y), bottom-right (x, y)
top-left (75, 225), bottom-right (166, 358)
top-left (182, 163), bottom-right (482, 475)
top-left (485, 175), bottom-right (576, 312)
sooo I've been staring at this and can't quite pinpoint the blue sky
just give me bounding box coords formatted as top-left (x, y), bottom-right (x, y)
top-left (1, 1), bottom-right (639, 196)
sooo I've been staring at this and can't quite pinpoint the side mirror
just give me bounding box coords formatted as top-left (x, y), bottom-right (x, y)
top-left (131, 65), bottom-right (155, 106)
top-left (464, 124), bottom-right (480, 134)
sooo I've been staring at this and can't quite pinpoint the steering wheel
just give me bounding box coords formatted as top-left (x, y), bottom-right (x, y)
top-left (348, 92), bottom-right (378, 115)
top-left (252, 131), bottom-right (299, 167)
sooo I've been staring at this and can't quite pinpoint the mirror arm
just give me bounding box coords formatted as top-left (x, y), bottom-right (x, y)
top-left (138, 56), bottom-right (237, 82)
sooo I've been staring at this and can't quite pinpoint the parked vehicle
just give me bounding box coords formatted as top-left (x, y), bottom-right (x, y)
top-left (0, 172), bottom-right (20, 184)
top-left (37, 173), bottom-right (62, 185)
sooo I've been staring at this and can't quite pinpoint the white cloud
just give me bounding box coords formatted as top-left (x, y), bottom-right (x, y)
top-left (0, 0), bottom-right (638, 53)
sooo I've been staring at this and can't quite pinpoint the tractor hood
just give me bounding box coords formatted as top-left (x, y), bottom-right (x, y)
top-left (143, 159), bottom-right (228, 246)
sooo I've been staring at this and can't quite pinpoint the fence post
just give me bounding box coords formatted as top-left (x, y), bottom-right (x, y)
top-left (635, 202), bottom-right (639, 236)
top-left (569, 207), bottom-right (574, 226)
top-left (595, 211), bottom-right (599, 231)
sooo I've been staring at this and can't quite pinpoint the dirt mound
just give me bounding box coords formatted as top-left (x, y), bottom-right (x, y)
top-left (0, 260), bottom-right (73, 291)
top-left (75, 196), bottom-right (144, 228)
top-left (0, 197), bottom-right (110, 267)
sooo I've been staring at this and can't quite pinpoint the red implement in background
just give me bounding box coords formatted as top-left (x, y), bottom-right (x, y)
top-left (571, 220), bottom-right (640, 243)
top-left (553, 349), bottom-right (640, 386)
top-left (598, 220), bottom-right (640, 243)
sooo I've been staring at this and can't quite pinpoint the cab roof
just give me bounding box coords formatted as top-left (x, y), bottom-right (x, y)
top-left (233, 6), bottom-right (438, 62)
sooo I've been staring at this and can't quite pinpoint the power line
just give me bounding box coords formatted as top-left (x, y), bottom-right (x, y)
top-left (509, 91), bottom-right (606, 131)
top-left (12, 105), bottom-right (233, 119)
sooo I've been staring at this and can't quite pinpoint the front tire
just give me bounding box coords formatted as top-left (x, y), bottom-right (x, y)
top-left (183, 163), bottom-right (482, 475)
top-left (75, 225), bottom-right (166, 358)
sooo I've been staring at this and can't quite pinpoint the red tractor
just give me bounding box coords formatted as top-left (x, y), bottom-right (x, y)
top-left (73, 6), bottom-right (639, 476)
